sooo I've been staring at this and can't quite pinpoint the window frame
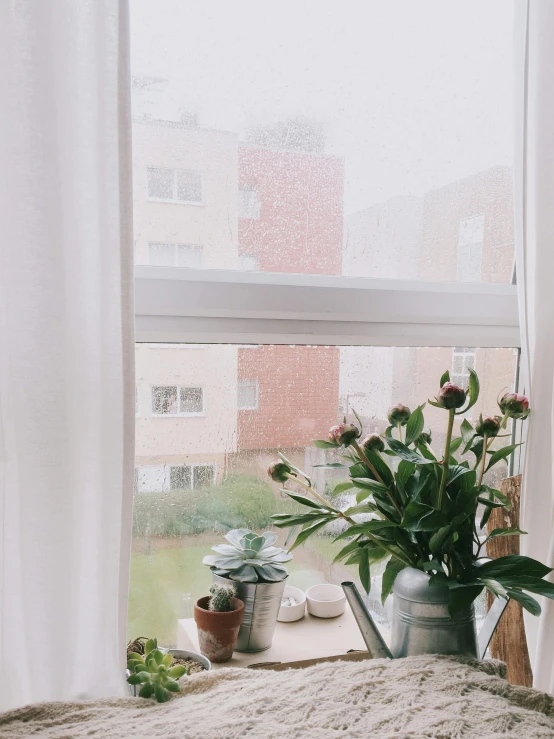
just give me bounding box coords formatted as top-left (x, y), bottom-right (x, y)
top-left (145, 166), bottom-right (204, 206)
top-left (134, 266), bottom-right (520, 349)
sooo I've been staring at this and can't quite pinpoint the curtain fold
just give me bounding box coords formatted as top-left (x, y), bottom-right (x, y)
top-left (0, 0), bottom-right (134, 710)
top-left (514, 0), bottom-right (554, 694)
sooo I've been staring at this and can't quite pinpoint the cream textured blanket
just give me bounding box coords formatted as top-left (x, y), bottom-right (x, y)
top-left (1, 655), bottom-right (554, 738)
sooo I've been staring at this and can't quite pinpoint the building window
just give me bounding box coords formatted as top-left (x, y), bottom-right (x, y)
top-left (457, 215), bottom-right (484, 282)
top-left (135, 465), bottom-right (166, 493)
top-left (452, 347), bottom-right (476, 390)
top-left (169, 464), bottom-right (215, 491)
top-left (238, 189), bottom-right (261, 219)
top-left (180, 387), bottom-right (204, 414)
top-left (146, 167), bottom-right (203, 203)
top-left (149, 242), bottom-right (203, 268)
top-left (238, 379), bottom-right (259, 410)
top-left (238, 254), bottom-right (259, 271)
top-left (151, 386), bottom-right (204, 415)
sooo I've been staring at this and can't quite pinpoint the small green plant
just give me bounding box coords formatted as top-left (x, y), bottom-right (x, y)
top-left (127, 638), bottom-right (188, 702)
top-left (203, 528), bottom-right (292, 582)
top-left (208, 583), bottom-right (236, 612)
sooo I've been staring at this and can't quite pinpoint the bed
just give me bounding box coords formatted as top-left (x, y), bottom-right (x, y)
top-left (1, 655), bottom-right (554, 738)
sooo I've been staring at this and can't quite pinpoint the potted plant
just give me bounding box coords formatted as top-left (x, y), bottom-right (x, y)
top-left (126, 638), bottom-right (190, 702)
top-left (267, 371), bottom-right (554, 657)
top-left (203, 528), bottom-right (292, 652)
top-left (194, 583), bottom-right (245, 662)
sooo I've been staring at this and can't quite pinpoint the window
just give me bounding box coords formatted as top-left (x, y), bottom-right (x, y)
top-left (451, 347), bottom-right (477, 390)
top-left (238, 380), bottom-right (259, 410)
top-left (149, 242), bottom-right (203, 268)
top-left (146, 167), bottom-right (203, 204)
top-left (180, 387), bottom-right (204, 414)
top-left (129, 2), bottom-right (520, 647)
top-left (457, 215), bottom-right (484, 282)
top-left (238, 189), bottom-right (261, 220)
top-left (151, 386), bottom-right (204, 415)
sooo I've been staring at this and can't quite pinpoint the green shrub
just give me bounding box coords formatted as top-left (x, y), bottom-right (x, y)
top-left (132, 474), bottom-right (277, 537)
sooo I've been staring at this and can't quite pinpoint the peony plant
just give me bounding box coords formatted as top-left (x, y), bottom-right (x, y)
top-left (268, 370), bottom-right (552, 615)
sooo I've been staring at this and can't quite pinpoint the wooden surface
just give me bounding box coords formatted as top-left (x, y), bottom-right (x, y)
top-left (178, 602), bottom-right (389, 670)
top-left (486, 474), bottom-right (533, 687)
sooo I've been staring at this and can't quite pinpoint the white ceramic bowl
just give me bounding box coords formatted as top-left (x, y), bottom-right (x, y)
top-left (277, 585), bottom-right (306, 622)
top-left (306, 583), bottom-right (346, 618)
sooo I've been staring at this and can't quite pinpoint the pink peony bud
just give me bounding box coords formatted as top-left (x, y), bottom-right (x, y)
top-left (328, 423), bottom-right (360, 447)
top-left (387, 404), bottom-right (411, 426)
top-left (498, 392), bottom-right (530, 419)
top-left (267, 461), bottom-right (292, 483)
top-left (476, 415), bottom-right (501, 437)
top-left (437, 382), bottom-right (466, 410)
top-left (361, 434), bottom-right (385, 453)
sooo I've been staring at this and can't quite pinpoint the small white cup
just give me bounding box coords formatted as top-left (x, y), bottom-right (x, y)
top-left (306, 583), bottom-right (346, 618)
top-left (277, 585), bottom-right (306, 622)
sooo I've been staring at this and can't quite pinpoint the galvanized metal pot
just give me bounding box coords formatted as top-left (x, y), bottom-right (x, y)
top-left (390, 568), bottom-right (478, 658)
top-left (212, 573), bottom-right (286, 652)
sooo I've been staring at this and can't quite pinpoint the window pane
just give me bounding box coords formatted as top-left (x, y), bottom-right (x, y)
top-left (149, 243), bottom-right (175, 266)
top-left (152, 386), bottom-right (178, 414)
top-left (176, 245), bottom-right (203, 268)
top-left (129, 343), bottom-right (518, 645)
top-left (146, 167), bottom-right (173, 200)
top-left (176, 170), bottom-right (203, 203)
top-left (170, 465), bottom-right (192, 490)
top-left (180, 386), bottom-right (203, 413)
top-left (131, 2), bottom-right (515, 281)
top-left (238, 379), bottom-right (259, 410)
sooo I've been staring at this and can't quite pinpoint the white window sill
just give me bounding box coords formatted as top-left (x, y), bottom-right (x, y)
top-left (150, 412), bottom-right (206, 418)
top-left (146, 197), bottom-right (204, 206)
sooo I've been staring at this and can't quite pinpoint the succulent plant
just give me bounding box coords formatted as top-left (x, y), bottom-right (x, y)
top-left (127, 638), bottom-right (188, 702)
top-left (209, 583), bottom-right (236, 612)
top-left (203, 528), bottom-right (292, 582)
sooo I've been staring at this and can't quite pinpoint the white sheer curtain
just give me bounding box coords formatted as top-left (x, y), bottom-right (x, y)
top-left (515, 0), bottom-right (554, 694)
top-left (0, 0), bottom-right (134, 710)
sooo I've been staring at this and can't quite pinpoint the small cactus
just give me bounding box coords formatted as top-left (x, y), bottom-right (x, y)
top-left (209, 583), bottom-right (236, 612)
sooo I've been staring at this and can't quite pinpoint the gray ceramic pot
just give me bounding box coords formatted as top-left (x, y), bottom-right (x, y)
top-left (390, 567), bottom-right (478, 658)
top-left (212, 573), bottom-right (286, 652)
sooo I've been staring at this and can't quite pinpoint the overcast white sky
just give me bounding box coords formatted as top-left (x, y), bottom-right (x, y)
top-left (130, 0), bottom-right (514, 214)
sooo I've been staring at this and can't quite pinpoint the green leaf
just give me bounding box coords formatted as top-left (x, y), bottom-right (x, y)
top-left (449, 437), bottom-right (463, 454)
top-left (290, 519), bottom-right (330, 550)
top-left (334, 519), bottom-right (398, 540)
top-left (351, 478), bottom-right (391, 495)
top-left (396, 460), bottom-right (415, 488)
top-left (486, 527), bottom-right (527, 542)
top-left (405, 405), bottom-right (425, 446)
top-left (164, 680), bottom-right (181, 693)
top-left (482, 485), bottom-right (511, 509)
top-left (381, 559), bottom-right (407, 604)
top-left (448, 583), bottom-right (484, 616)
top-left (505, 588), bottom-right (541, 616)
top-left (457, 368), bottom-right (480, 415)
top-left (476, 555), bottom-right (552, 580)
top-left (332, 539), bottom-right (362, 564)
top-left (138, 682), bottom-right (154, 698)
top-left (313, 463), bottom-right (347, 469)
top-left (153, 649), bottom-right (164, 665)
top-left (330, 481), bottom-right (355, 497)
top-left (343, 502), bottom-right (378, 516)
top-left (285, 492), bottom-right (331, 510)
top-left (429, 525), bottom-right (452, 555)
top-left (440, 370), bottom-right (450, 387)
top-left (422, 559), bottom-right (443, 572)
top-left (427, 399), bottom-right (442, 408)
top-left (460, 418), bottom-right (475, 445)
top-left (387, 438), bottom-right (437, 465)
top-left (497, 576), bottom-right (554, 599)
top-left (272, 512), bottom-right (331, 527)
top-left (485, 444), bottom-right (521, 472)
top-left (168, 664), bottom-right (187, 678)
top-left (162, 653), bottom-right (173, 667)
top-left (366, 449), bottom-right (395, 487)
top-left (154, 684), bottom-right (170, 703)
top-left (313, 439), bottom-right (339, 449)
top-left (446, 465), bottom-right (473, 485)
top-left (145, 638), bottom-right (157, 655)
top-left (401, 502), bottom-right (448, 532)
top-left (359, 548), bottom-right (371, 593)
top-left (127, 673), bottom-right (144, 685)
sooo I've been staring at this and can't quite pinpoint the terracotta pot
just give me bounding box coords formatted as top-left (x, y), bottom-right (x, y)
top-left (194, 596), bottom-right (244, 663)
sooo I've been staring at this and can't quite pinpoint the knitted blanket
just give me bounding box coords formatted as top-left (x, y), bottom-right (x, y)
top-left (2, 655), bottom-right (554, 738)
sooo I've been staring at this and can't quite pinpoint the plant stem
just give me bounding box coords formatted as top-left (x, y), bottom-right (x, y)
top-left (352, 441), bottom-right (403, 518)
top-left (437, 408), bottom-right (455, 510)
top-left (287, 474), bottom-right (336, 509)
top-left (397, 423), bottom-right (403, 443)
top-left (477, 433), bottom-right (490, 488)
